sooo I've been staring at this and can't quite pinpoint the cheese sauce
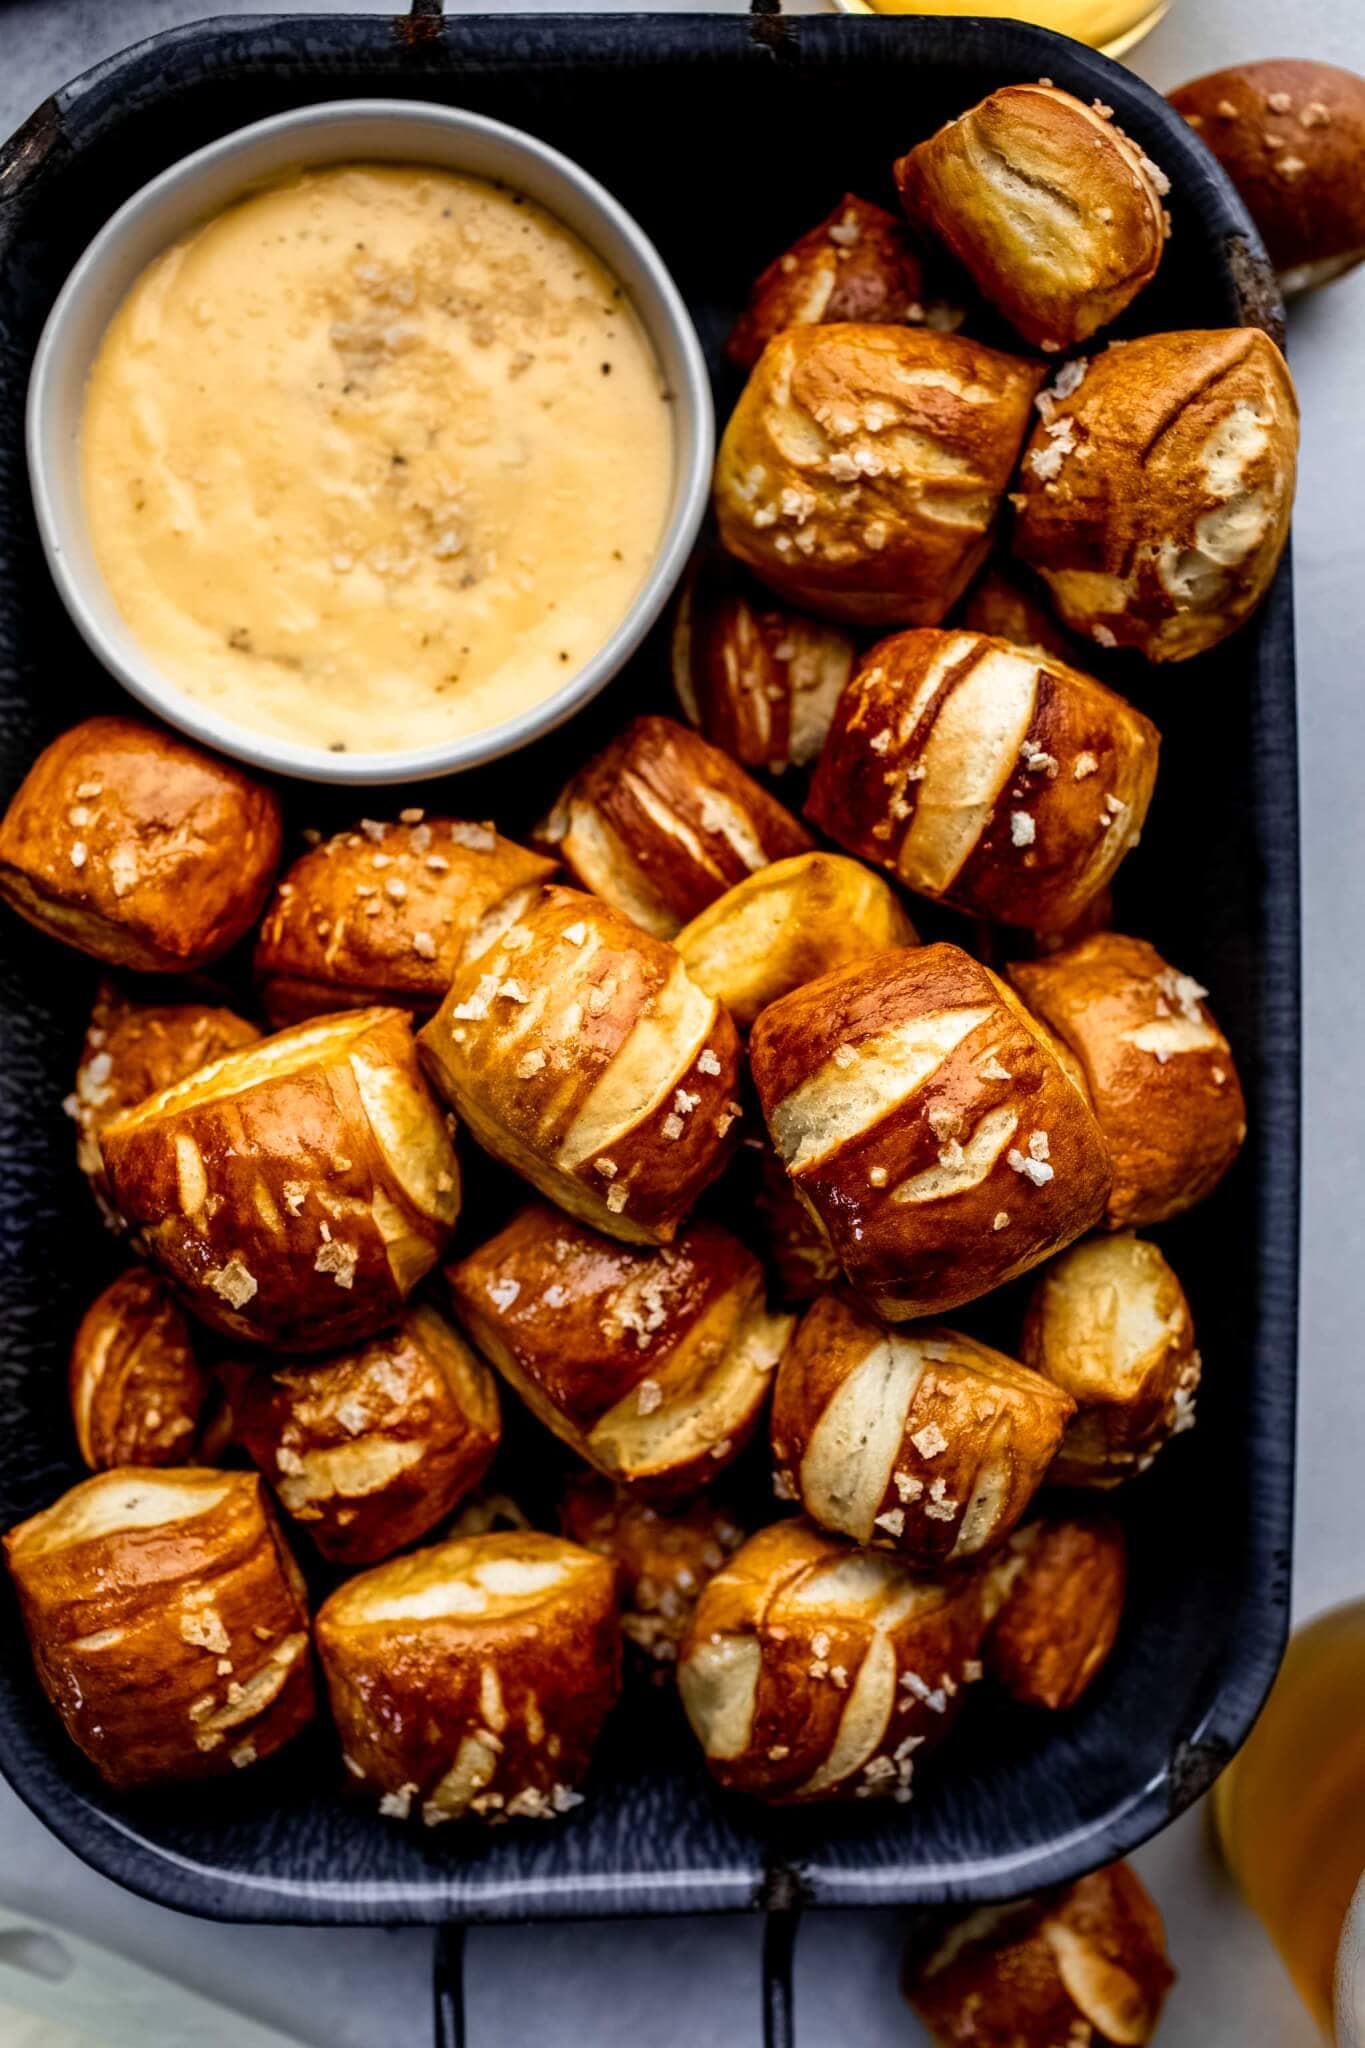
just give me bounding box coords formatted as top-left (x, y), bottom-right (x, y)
top-left (80, 164), bottom-right (674, 755)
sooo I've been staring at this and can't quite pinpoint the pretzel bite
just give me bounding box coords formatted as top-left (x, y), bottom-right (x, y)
top-left (677, 1518), bottom-right (992, 1805)
top-left (805, 629), bottom-right (1158, 935)
top-left (908, 1863), bottom-right (1174, 2046)
top-left (1170, 60), bottom-right (1365, 297)
top-left (4, 1468), bottom-right (314, 1788)
top-left (753, 1139), bottom-right (844, 1303)
top-left (749, 942), bottom-right (1111, 1321)
top-left (315, 1530), bottom-right (620, 1826)
top-left (714, 325), bottom-right (1043, 626)
top-left (559, 1474), bottom-right (745, 1665)
top-left (99, 1009), bottom-right (460, 1352)
top-left (895, 84), bottom-right (1169, 351)
top-left (1012, 330), bottom-right (1299, 663)
top-left (535, 716), bottom-right (812, 940)
top-left (771, 1295), bottom-right (1073, 1564)
top-left (0, 716), bottom-right (281, 970)
top-left (227, 1305), bottom-right (500, 1563)
top-left (727, 193), bottom-right (926, 370)
top-left (69, 982), bottom-right (261, 1215)
top-left (1009, 933), bottom-right (1245, 1225)
top-left (984, 1512), bottom-right (1127, 1711)
top-left (448, 1205), bottom-right (791, 1497)
top-left (675, 853), bottom-right (917, 1030)
top-left (1021, 1233), bottom-right (1200, 1487)
top-left (419, 885), bottom-right (742, 1245)
top-left (69, 1268), bottom-right (207, 1471)
top-left (671, 560), bottom-right (856, 774)
top-left (960, 563), bottom-right (1081, 663)
top-left (254, 815), bottom-right (555, 1027)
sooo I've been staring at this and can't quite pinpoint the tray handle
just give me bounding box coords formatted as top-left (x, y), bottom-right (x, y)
top-left (432, 1908), bottom-right (802, 2045)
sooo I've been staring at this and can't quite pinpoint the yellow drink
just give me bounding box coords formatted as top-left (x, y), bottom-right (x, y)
top-left (829, 0), bottom-right (1171, 60)
top-left (1212, 1601), bottom-right (1365, 2038)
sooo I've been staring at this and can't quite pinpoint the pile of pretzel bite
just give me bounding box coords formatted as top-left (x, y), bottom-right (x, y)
top-left (0, 88), bottom-right (1294, 2013)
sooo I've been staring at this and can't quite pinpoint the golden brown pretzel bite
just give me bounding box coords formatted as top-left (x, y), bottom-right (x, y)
top-left (771, 1294), bottom-right (1074, 1564)
top-left (677, 1518), bottom-right (993, 1804)
top-left (805, 628), bottom-right (1158, 935)
top-left (4, 1467), bottom-right (314, 1787)
top-left (749, 941), bottom-right (1111, 1320)
top-left (100, 1008), bottom-right (460, 1351)
top-left (254, 814), bottom-right (554, 1026)
top-left (907, 1862), bottom-right (1175, 2045)
top-left (226, 1304), bottom-right (500, 1563)
top-left (1011, 330), bottom-right (1298, 662)
top-left (448, 1204), bottom-right (791, 1497)
top-left (419, 885), bottom-right (742, 1246)
top-left (315, 1530), bottom-right (620, 1826)
top-left (69, 1267), bottom-right (207, 1470)
top-left (0, 716), bottom-right (281, 970)
top-left (1021, 1232), bottom-right (1201, 1487)
top-left (896, 83), bottom-right (1170, 350)
top-left (535, 716), bottom-right (813, 940)
top-left (1009, 933), bottom-right (1245, 1226)
top-left (727, 193), bottom-right (926, 369)
top-left (714, 325), bottom-right (1042, 626)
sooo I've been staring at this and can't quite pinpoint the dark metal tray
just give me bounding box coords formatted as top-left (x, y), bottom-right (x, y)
top-left (0, 9), bottom-right (1298, 1933)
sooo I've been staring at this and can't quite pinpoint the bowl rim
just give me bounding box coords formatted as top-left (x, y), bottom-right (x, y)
top-left (25, 95), bottom-right (714, 786)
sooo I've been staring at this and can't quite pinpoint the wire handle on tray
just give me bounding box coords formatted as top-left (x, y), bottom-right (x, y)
top-left (432, 1910), bottom-right (802, 2045)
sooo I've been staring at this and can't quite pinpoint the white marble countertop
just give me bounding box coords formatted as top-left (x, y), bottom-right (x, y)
top-left (0, 1), bottom-right (1358, 2041)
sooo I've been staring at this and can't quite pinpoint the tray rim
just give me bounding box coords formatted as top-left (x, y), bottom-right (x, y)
top-left (0, 7), bottom-right (1300, 1927)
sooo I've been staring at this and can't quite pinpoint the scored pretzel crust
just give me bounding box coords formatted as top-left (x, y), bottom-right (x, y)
top-left (805, 628), bottom-right (1158, 935)
top-left (4, 1467), bottom-right (314, 1788)
top-left (69, 1267), bottom-right (207, 1470)
top-left (677, 1518), bottom-right (993, 1806)
top-left (749, 941), bottom-right (1111, 1320)
top-left (726, 193), bottom-right (926, 370)
top-left (909, 1862), bottom-right (1175, 2046)
top-left (1011, 329), bottom-right (1299, 663)
top-left (99, 1008), bottom-right (461, 1352)
top-left (559, 1474), bottom-right (746, 1665)
top-left (315, 1530), bottom-right (620, 1827)
top-left (535, 716), bottom-right (813, 940)
top-left (771, 1294), bottom-right (1074, 1565)
top-left (226, 1303), bottom-right (500, 1564)
top-left (1021, 1232), bottom-right (1201, 1487)
top-left (0, 716), bottom-right (282, 971)
top-left (984, 1512), bottom-right (1127, 1711)
top-left (254, 815), bottom-right (555, 1027)
top-left (675, 852), bottom-right (917, 1031)
top-left (1009, 932), bottom-right (1246, 1226)
top-left (448, 1204), bottom-right (792, 1498)
top-left (895, 84), bottom-right (1169, 351)
top-left (671, 558), bottom-right (855, 775)
top-left (418, 885), bottom-right (743, 1246)
top-left (69, 982), bottom-right (261, 1215)
top-left (713, 324), bottom-right (1043, 627)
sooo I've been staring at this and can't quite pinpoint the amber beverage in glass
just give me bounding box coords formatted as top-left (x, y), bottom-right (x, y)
top-left (1213, 1600), bottom-right (1365, 2039)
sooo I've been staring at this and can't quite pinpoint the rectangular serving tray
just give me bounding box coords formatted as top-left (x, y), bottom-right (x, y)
top-left (0, 9), bottom-right (1298, 1926)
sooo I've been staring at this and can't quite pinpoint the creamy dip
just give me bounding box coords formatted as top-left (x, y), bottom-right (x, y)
top-left (80, 164), bottom-right (674, 754)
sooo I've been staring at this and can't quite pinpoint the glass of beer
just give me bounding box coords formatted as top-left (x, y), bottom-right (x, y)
top-left (828, 0), bottom-right (1171, 60)
top-left (1212, 1599), bottom-right (1365, 2040)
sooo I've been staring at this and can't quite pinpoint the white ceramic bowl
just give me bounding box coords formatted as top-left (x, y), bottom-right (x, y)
top-left (27, 99), bottom-right (714, 786)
